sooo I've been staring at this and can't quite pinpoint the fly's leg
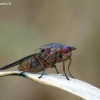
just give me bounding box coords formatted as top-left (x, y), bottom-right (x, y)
top-left (53, 65), bottom-right (59, 74)
top-left (51, 59), bottom-right (60, 74)
top-left (63, 61), bottom-right (69, 80)
top-left (39, 68), bottom-right (45, 78)
top-left (36, 56), bottom-right (45, 78)
top-left (68, 58), bottom-right (75, 78)
top-left (19, 71), bottom-right (26, 77)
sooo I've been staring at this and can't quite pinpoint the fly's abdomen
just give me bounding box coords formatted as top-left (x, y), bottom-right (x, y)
top-left (18, 57), bottom-right (43, 73)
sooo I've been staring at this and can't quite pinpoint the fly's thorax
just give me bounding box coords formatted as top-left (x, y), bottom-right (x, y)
top-left (41, 47), bottom-right (62, 65)
top-left (42, 43), bottom-right (64, 49)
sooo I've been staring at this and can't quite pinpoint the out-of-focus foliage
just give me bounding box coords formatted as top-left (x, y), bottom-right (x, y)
top-left (0, 0), bottom-right (100, 100)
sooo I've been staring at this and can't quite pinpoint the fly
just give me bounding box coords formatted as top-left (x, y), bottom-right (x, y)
top-left (0, 43), bottom-right (76, 80)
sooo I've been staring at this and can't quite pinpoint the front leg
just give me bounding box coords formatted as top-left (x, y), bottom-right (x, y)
top-left (68, 58), bottom-right (75, 78)
top-left (63, 61), bottom-right (69, 80)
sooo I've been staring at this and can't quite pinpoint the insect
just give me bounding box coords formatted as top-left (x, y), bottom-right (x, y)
top-left (0, 43), bottom-right (76, 80)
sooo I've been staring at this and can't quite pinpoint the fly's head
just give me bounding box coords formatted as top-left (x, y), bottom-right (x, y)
top-left (61, 46), bottom-right (76, 58)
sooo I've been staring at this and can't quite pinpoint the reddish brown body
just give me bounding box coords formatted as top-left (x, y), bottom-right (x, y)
top-left (0, 43), bottom-right (76, 80)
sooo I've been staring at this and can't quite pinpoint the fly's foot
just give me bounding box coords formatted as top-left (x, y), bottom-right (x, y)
top-left (66, 77), bottom-right (70, 80)
top-left (19, 71), bottom-right (25, 77)
top-left (71, 75), bottom-right (75, 79)
top-left (69, 72), bottom-right (75, 79)
top-left (38, 76), bottom-right (42, 78)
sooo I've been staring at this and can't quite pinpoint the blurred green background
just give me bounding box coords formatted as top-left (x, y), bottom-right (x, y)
top-left (0, 0), bottom-right (100, 100)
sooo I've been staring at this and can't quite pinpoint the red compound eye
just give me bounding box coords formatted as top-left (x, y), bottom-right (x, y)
top-left (62, 47), bottom-right (69, 53)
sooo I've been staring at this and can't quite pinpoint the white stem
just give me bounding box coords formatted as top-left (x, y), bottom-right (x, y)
top-left (0, 71), bottom-right (100, 100)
